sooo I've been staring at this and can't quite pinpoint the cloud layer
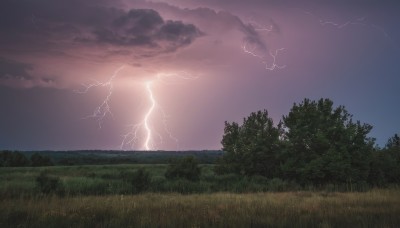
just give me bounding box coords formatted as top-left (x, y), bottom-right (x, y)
top-left (0, 0), bottom-right (207, 88)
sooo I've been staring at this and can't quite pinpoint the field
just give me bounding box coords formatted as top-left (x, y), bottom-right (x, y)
top-left (1, 164), bottom-right (400, 227)
top-left (1, 190), bottom-right (400, 227)
top-left (0, 164), bottom-right (304, 197)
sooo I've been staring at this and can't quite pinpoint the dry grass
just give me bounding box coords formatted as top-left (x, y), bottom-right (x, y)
top-left (1, 189), bottom-right (399, 227)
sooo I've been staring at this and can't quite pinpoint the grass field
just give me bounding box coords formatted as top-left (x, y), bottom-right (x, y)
top-left (1, 164), bottom-right (399, 227)
top-left (0, 164), bottom-right (304, 197)
top-left (1, 190), bottom-right (399, 227)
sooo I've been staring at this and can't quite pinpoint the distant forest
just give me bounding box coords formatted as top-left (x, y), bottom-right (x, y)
top-left (0, 150), bottom-right (223, 166)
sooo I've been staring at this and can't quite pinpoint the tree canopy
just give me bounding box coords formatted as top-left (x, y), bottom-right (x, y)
top-left (281, 98), bottom-right (374, 185)
top-left (216, 110), bottom-right (280, 177)
top-left (216, 98), bottom-right (392, 188)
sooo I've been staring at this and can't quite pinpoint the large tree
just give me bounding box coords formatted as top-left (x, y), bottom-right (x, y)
top-left (281, 98), bottom-right (374, 185)
top-left (216, 110), bottom-right (281, 177)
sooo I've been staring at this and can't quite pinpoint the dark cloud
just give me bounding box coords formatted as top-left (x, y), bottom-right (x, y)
top-left (158, 20), bottom-right (202, 44)
top-left (0, 58), bottom-right (33, 80)
top-left (127, 2), bottom-right (272, 53)
top-left (0, 0), bottom-right (204, 88)
top-left (91, 9), bottom-right (203, 52)
top-left (113, 9), bottom-right (164, 31)
top-left (0, 1), bottom-right (203, 58)
top-left (0, 57), bottom-right (55, 88)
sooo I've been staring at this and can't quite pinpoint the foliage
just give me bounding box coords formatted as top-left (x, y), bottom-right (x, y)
top-left (369, 133), bottom-right (400, 186)
top-left (30, 153), bottom-right (54, 167)
top-left (165, 156), bottom-right (201, 181)
top-left (130, 168), bottom-right (151, 193)
top-left (0, 151), bottom-right (30, 167)
top-left (35, 172), bottom-right (63, 195)
top-left (25, 150), bottom-right (222, 166)
top-left (215, 98), bottom-right (393, 188)
top-left (281, 98), bottom-right (374, 185)
top-left (216, 110), bottom-right (281, 177)
top-left (386, 133), bottom-right (400, 149)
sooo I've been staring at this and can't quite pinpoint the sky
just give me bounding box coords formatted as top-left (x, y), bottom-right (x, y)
top-left (0, 0), bottom-right (399, 151)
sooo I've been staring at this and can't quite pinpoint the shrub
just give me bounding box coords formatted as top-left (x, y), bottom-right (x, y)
top-left (36, 172), bottom-right (63, 195)
top-left (165, 156), bottom-right (201, 181)
top-left (130, 168), bottom-right (151, 193)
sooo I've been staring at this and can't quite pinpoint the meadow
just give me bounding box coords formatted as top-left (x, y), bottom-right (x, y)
top-left (1, 190), bottom-right (400, 227)
top-left (1, 164), bottom-right (400, 227)
top-left (0, 164), bottom-right (301, 197)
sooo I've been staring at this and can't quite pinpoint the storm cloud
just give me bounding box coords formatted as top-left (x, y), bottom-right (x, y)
top-left (0, 0), bottom-right (204, 87)
top-left (0, 58), bottom-right (33, 80)
top-left (91, 9), bottom-right (203, 51)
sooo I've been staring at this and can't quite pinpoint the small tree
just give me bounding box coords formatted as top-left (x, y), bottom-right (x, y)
top-left (165, 156), bottom-right (201, 181)
top-left (36, 172), bottom-right (63, 194)
top-left (216, 110), bottom-right (281, 177)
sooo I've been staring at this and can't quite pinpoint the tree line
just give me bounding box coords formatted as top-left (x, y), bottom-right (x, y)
top-left (0, 151), bottom-right (53, 167)
top-left (215, 98), bottom-right (400, 188)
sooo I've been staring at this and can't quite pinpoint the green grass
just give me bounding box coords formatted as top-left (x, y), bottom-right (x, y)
top-left (0, 164), bottom-right (170, 197)
top-left (0, 164), bottom-right (392, 197)
top-left (2, 164), bottom-right (282, 196)
top-left (1, 164), bottom-right (399, 227)
top-left (1, 190), bottom-right (399, 227)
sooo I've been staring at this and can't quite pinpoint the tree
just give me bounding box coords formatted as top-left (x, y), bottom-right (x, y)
top-left (281, 98), bottom-right (374, 185)
top-left (165, 156), bottom-right (201, 181)
top-left (0, 151), bottom-right (29, 167)
top-left (30, 153), bottom-right (54, 167)
top-left (386, 133), bottom-right (400, 149)
top-left (0, 151), bottom-right (13, 167)
top-left (215, 110), bottom-right (281, 177)
top-left (370, 133), bottom-right (400, 185)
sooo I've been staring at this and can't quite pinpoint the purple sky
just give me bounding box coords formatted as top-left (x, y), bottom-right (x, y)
top-left (1, 0), bottom-right (399, 150)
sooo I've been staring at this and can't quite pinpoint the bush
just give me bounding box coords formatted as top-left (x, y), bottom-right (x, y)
top-left (36, 172), bottom-right (63, 195)
top-left (268, 178), bottom-right (290, 192)
top-left (165, 156), bottom-right (201, 181)
top-left (130, 168), bottom-right (151, 193)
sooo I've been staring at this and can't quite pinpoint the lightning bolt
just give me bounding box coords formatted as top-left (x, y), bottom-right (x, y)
top-left (241, 17), bottom-right (286, 71)
top-left (247, 17), bottom-right (274, 32)
top-left (78, 68), bottom-right (189, 151)
top-left (298, 9), bottom-right (393, 41)
top-left (119, 80), bottom-right (158, 151)
top-left (120, 72), bottom-right (196, 151)
top-left (318, 16), bottom-right (366, 29)
top-left (242, 42), bottom-right (286, 70)
top-left (143, 81), bottom-right (156, 150)
top-left (75, 65), bottom-right (125, 128)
